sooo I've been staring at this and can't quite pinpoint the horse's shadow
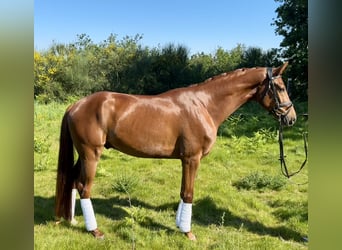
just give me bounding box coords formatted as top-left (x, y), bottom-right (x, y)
top-left (34, 195), bottom-right (175, 236)
top-left (192, 196), bottom-right (305, 242)
top-left (34, 195), bottom-right (305, 242)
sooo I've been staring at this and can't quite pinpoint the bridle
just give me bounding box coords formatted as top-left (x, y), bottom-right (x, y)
top-left (260, 68), bottom-right (293, 119)
top-left (260, 68), bottom-right (308, 179)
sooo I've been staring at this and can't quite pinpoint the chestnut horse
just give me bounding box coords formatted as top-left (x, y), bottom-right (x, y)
top-left (55, 62), bottom-right (296, 240)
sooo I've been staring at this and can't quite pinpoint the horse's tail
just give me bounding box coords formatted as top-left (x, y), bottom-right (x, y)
top-left (55, 111), bottom-right (77, 221)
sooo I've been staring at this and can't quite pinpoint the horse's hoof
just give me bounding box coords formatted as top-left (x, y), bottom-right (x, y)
top-left (55, 217), bottom-right (66, 225)
top-left (185, 231), bottom-right (196, 241)
top-left (90, 228), bottom-right (105, 239)
top-left (70, 218), bottom-right (78, 225)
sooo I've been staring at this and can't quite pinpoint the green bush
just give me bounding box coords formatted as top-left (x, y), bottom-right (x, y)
top-left (233, 172), bottom-right (287, 191)
top-left (113, 174), bottom-right (139, 194)
top-left (34, 136), bottom-right (50, 154)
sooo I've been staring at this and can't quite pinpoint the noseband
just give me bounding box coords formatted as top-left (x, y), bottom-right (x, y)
top-left (260, 68), bottom-right (293, 120)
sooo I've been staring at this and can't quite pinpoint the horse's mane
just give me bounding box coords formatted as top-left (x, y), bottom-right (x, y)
top-left (181, 67), bottom-right (262, 90)
top-left (203, 67), bottom-right (261, 83)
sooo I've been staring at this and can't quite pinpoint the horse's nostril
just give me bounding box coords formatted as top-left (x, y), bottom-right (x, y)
top-left (289, 118), bottom-right (296, 126)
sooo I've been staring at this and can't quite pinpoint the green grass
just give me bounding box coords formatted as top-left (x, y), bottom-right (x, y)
top-left (34, 101), bottom-right (308, 249)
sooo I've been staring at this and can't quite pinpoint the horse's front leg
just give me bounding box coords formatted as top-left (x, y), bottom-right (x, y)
top-left (176, 155), bottom-right (200, 241)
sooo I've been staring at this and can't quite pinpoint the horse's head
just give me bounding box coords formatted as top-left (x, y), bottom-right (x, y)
top-left (257, 62), bottom-right (297, 126)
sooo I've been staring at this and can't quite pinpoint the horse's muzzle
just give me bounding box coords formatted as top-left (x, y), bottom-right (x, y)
top-left (280, 105), bottom-right (297, 126)
top-left (281, 114), bottom-right (296, 126)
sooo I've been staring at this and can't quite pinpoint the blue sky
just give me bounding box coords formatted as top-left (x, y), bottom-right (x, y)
top-left (34, 0), bottom-right (282, 54)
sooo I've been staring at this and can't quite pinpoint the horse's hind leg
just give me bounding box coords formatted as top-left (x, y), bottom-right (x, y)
top-left (70, 159), bottom-right (81, 225)
top-left (76, 146), bottom-right (104, 239)
top-left (70, 183), bottom-right (78, 225)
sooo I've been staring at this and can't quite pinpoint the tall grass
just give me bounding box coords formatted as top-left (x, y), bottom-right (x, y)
top-left (34, 101), bottom-right (308, 249)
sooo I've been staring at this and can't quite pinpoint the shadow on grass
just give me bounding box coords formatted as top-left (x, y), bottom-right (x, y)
top-left (34, 195), bottom-right (305, 242)
top-left (192, 196), bottom-right (305, 242)
top-left (34, 195), bottom-right (137, 225)
top-left (34, 195), bottom-right (176, 235)
top-left (34, 196), bottom-right (55, 224)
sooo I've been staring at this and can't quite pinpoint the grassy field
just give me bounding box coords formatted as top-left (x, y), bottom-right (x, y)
top-left (34, 100), bottom-right (308, 249)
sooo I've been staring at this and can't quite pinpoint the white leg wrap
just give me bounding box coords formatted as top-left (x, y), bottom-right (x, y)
top-left (70, 189), bottom-right (77, 225)
top-left (176, 199), bottom-right (184, 227)
top-left (178, 202), bottom-right (192, 233)
top-left (80, 198), bottom-right (97, 231)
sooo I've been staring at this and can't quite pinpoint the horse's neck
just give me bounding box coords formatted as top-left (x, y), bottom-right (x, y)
top-left (197, 69), bottom-right (265, 128)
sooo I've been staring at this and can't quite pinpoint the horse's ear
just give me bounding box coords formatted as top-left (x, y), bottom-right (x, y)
top-left (273, 61), bottom-right (289, 76)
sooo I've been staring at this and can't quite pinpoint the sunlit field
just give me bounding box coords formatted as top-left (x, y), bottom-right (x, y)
top-left (34, 101), bottom-right (308, 249)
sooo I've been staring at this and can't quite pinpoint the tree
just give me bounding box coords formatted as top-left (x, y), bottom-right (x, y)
top-left (120, 46), bottom-right (159, 94)
top-left (189, 52), bottom-right (215, 83)
top-left (212, 45), bottom-right (245, 75)
top-left (188, 44), bottom-right (244, 84)
top-left (241, 47), bottom-right (264, 68)
top-left (102, 34), bottom-right (143, 93)
top-left (273, 0), bottom-right (308, 101)
top-left (240, 47), bottom-right (282, 68)
top-left (34, 50), bottom-right (65, 103)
